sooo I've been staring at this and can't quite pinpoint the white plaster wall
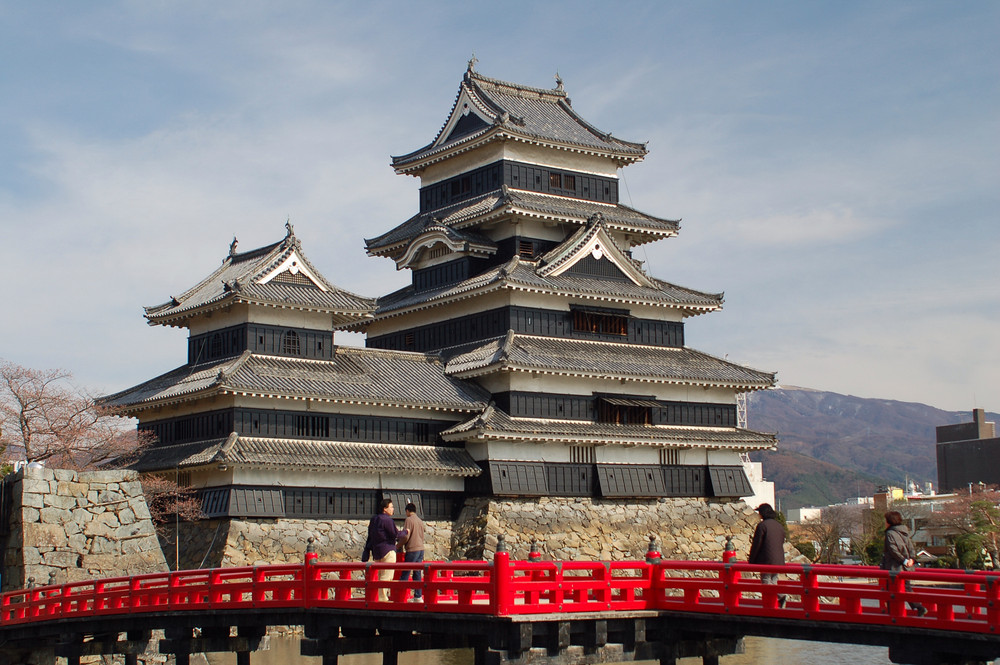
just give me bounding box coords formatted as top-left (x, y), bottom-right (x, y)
top-left (417, 140), bottom-right (620, 187)
top-left (187, 305), bottom-right (334, 334)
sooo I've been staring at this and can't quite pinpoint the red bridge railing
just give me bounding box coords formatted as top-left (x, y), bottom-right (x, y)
top-left (2, 552), bottom-right (998, 635)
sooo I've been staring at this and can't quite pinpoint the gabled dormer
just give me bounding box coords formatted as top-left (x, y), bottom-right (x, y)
top-left (537, 213), bottom-right (658, 288)
top-left (144, 223), bottom-right (375, 331)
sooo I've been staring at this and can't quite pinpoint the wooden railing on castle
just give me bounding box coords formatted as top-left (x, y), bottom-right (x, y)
top-left (2, 551), bottom-right (998, 634)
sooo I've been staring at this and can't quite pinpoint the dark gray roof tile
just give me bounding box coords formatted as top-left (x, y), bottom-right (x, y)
top-left (102, 347), bottom-right (491, 412)
top-left (441, 405), bottom-right (777, 450)
top-left (372, 258), bottom-right (722, 317)
top-left (392, 70), bottom-right (647, 169)
top-left (365, 188), bottom-right (677, 255)
top-left (133, 435), bottom-right (481, 476)
top-left (443, 334), bottom-right (775, 389)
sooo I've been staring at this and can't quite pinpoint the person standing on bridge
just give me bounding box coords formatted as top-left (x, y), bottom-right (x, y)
top-left (881, 510), bottom-right (927, 616)
top-left (748, 503), bottom-right (787, 609)
top-left (362, 498), bottom-right (406, 602)
top-left (397, 502), bottom-right (426, 602)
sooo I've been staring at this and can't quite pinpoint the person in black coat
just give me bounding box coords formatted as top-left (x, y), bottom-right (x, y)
top-left (881, 510), bottom-right (927, 616)
top-left (748, 503), bottom-right (787, 608)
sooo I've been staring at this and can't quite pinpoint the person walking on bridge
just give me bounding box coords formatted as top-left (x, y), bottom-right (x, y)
top-left (881, 510), bottom-right (927, 617)
top-left (362, 498), bottom-right (405, 602)
top-left (748, 503), bottom-right (787, 608)
top-left (398, 502), bottom-right (426, 601)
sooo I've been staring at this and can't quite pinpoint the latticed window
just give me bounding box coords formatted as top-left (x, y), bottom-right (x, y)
top-left (518, 240), bottom-right (534, 259)
top-left (282, 331), bottom-right (301, 355)
top-left (659, 448), bottom-right (680, 465)
top-left (572, 310), bottom-right (628, 336)
top-left (571, 445), bottom-right (596, 464)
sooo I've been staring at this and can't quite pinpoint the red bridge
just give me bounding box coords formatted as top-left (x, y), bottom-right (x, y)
top-left (2, 545), bottom-right (999, 665)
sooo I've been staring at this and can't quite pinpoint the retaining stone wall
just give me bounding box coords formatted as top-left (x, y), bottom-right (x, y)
top-left (167, 497), bottom-right (787, 568)
top-left (171, 517), bottom-right (455, 568)
top-left (451, 497), bottom-right (767, 562)
top-left (1, 467), bottom-right (167, 591)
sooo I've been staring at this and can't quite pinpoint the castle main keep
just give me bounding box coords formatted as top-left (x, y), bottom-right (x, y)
top-left (103, 63), bottom-right (778, 567)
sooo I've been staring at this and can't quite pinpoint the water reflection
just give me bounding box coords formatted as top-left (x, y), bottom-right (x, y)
top-left (204, 635), bottom-right (904, 664)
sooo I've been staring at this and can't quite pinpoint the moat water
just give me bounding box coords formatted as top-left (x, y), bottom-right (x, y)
top-left (203, 635), bottom-right (996, 665)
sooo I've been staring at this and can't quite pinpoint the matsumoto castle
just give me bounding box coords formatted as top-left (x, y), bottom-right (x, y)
top-left (104, 63), bottom-right (779, 566)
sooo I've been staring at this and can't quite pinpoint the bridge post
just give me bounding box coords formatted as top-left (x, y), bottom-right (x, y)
top-left (306, 536), bottom-right (318, 565)
top-left (645, 536), bottom-right (662, 564)
top-left (494, 535), bottom-right (513, 616)
top-left (722, 536), bottom-right (735, 563)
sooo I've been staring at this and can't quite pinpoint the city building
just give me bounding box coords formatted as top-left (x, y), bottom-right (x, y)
top-left (936, 408), bottom-right (999, 493)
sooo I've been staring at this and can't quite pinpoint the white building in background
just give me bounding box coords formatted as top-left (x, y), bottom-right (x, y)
top-left (740, 454), bottom-right (775, 510)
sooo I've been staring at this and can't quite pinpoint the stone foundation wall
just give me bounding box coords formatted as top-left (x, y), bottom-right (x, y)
top-left (1, 467), bottom-right (167, 591)
top-left (451, 497), bottom-right (766, 562)
top-left (170, 516), bottom-right (456, 568)
top-left (166, 496), bottom-right (789, 568)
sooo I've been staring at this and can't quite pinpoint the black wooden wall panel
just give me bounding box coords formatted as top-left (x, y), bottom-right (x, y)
top-left (598, 466), bottom-right (666, 497)
top-left (490, 461), bottom-right (547, 495)
top-left (367, 305), bottom-right (685, 353)
top-left (708, 466), bottom-right (754, 497)
top-left (188, 323), bottom-right (335, 364)
top-left (199, 487), bottom-right (456, 520)
top-left (662, 466), bottom-right (707, 497)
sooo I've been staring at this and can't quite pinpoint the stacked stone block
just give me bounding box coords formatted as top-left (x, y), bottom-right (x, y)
top-left (1, 466), bottom-right (167, 591)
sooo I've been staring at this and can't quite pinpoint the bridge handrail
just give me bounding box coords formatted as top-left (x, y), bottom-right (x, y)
top-left (2, 556), bottom-right (999, 634)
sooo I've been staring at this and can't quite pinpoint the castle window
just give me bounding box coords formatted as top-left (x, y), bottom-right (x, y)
top-left (282, 331), bottom-right (301, 355)
top-left (572, 309), bottom-right (627, 336)
top-left (518, 240), bottom-right (534, 259)
top-left (549, 173), bottom-right (562, 188)
top-left (562, 174), bottom-right (575, 191)
top-left (659, 448), bottom-right (680, 465)
top-left (571, 446), bottom-right (596, 464)
top-left (597, 397), bottom-right (657, 426)
top-left (210, 333), bottom-right (223, 358)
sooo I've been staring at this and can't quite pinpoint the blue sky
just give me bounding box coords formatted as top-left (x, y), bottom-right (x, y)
top-left (0, 2), bottom-right (997, 413)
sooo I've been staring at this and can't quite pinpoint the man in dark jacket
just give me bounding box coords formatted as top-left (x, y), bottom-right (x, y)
top-left (748, 503), bottom-right (786, 608)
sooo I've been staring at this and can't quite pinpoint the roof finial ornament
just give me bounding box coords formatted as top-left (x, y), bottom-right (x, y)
top-left (554, 71), bottom-right (564, 92)
top-left (285, 218), bottom-right (295, 239)
top-left (229, 235), bottom-right (238, 257)
top-left (467, 53), bottom-right (478, 74)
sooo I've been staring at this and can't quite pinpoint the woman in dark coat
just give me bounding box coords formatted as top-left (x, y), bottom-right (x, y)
top-left (748, 503), bottom-right (786, 607)
top-left (881, 510), bottom-right (927, 616)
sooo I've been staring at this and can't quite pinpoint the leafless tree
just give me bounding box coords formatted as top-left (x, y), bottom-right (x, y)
top-left (795, 504), bottom-right (865, 563)
top-left (0, 360), bottom-right (150, 469)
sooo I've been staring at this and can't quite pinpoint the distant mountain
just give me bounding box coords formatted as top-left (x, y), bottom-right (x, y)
top-left (746, 387), bottom-right (998, 510)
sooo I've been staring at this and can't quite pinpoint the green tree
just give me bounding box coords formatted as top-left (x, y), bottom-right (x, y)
top-left (929, 487), bottom-right (1000, 570)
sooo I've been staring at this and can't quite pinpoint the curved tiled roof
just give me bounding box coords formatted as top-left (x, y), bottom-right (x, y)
top-left (365, 188), bottom-right (677, 257)
top-left (132, 434), bottom-right (481, 476)
top-left (441, 405), bottom-right (777, 450)
top-left (371, 258), bottom-right (722, 319)
top-left (145, 227), bottom-right (375, 327)
top-left (443, 334), bottom-right (775, 390)
top-left (101, 347), bottom-right (491, 413)
top-left (392, 69), bottom-right (647, 171)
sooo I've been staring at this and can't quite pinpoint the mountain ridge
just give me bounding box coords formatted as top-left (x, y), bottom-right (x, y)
top-left (746, 387), bottom-right (998, 510)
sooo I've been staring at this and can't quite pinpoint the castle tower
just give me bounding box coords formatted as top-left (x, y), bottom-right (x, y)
top-left (362, 64), bottom-right (776, 512)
